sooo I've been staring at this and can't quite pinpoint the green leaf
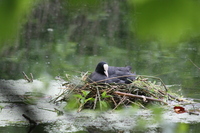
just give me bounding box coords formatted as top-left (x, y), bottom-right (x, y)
top-left (100, 101), bottom-right (108, 108)
top-left (64, 97), bottom-right (79, 110)
top-left (80, 98), bottom-right (85, 104)
top-left (85, 98), bottom-right (95, 103)
top-left (101, 91), bottom-right (111, 98)
top-left (101, 91), bottom-right (107, 98)
top-left (74, 94), bottom-right (83, 99)
top-left (81, 90), bottom-right (90, 97)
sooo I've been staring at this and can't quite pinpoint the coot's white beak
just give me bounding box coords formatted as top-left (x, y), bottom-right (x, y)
top-left (104, 70), bottom-right (108, 77)
top-left (103, 64), bottom-right (109, 77)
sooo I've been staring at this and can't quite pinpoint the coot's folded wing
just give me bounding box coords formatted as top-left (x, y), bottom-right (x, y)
top-left (108, 66), bottom-right (135, 83)
top-left (87, 72), bottom-right (107, 83)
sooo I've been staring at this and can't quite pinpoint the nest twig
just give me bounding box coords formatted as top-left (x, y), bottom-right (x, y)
top-left (22, 71), bottom-right (33, 82)
top-left (52, 75), bottom-right (185, 112)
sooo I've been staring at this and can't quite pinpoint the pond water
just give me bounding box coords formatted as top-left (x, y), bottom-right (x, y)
top-left (1, 123), bottom-right (200, 133)
top-left (0, 124), bottom-right (48, 133)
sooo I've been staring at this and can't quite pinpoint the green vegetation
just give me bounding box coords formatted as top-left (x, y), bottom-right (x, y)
top-left (130, 0), bottom-right (200, 43)
top-left (0, 0), bottom-right (200, 89)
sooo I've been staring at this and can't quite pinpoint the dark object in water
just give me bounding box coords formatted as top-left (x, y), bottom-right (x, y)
top-left (87, 62), bottom-right (136, 84)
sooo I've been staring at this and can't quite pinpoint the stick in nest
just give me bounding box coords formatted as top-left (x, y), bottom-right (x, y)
top-left (22, 71), bottom-right (33, 82)
top-left (112, 95), bottom-right (127, 110)
top-left (114, 91), bottom-right (168, 105)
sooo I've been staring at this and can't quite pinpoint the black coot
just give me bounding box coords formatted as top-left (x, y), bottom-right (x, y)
top-left (107, 66), bottom-right (136, 84)
top-left (87, 62), bottom-right (108, 83)
top-left (87, 62), bottom-right (136, 84)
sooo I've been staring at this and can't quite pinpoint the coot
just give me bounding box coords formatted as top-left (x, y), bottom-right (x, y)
top-left (87, 62), bottom-right (136, 84)
top-left (87, 62), bottom-right (108, 83)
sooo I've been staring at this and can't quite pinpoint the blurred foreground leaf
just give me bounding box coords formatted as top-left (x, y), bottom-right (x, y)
top-left (0, 0), bottom-right (37, 50)
top-left (129, 0), bottom-right (200, 44)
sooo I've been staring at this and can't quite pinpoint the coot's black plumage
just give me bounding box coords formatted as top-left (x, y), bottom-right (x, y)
top-left (87, 62), bottom-right (108, 83)
top-left (108, 66), bottom-right (136, 84)
top-left (87, 62), bottom-right (136, 84)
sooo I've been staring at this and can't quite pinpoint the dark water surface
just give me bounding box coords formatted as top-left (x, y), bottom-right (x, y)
top-left (1, 123), bottom-right (200, 133)
top-left (0, 124), bottom-right (48, 133)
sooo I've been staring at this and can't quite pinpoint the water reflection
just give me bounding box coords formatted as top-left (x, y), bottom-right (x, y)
top-left (1, 122), bottom-right (200, 133)
top-left (0, 124), bottom-right (48, 133)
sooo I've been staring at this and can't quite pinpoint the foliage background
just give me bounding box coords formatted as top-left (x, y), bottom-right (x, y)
top-left (1, 0), bottom-right (200, 96)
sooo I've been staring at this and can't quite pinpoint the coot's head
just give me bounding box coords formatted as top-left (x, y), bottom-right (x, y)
top-left (95, 62), bottom-right (109, 77)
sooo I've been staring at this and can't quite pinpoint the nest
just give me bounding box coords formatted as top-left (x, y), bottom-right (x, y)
top-left (52, 75), bottom-right (183, 112)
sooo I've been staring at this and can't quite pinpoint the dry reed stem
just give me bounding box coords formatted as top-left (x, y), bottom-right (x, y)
top-left (114, 91), bottom-right (168, 105)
